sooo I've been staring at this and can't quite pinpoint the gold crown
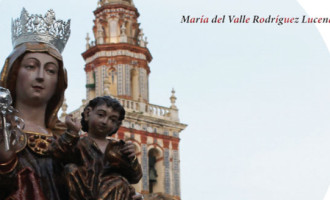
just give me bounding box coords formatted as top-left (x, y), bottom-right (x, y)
top-left (12, 8), bottom-right (71, 53)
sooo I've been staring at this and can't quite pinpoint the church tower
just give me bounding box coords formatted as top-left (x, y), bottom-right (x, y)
top-left (83, 0), bottom-right (151, 102)
top-left (66, 0), bottom-right (187, 199)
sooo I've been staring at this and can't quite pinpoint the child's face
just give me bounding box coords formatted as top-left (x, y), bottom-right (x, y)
top-left (85, 104), bottom-right (120, 138)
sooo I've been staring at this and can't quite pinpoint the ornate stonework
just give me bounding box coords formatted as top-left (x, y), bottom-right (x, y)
top-left (63, 1), bottom-right (187, 199)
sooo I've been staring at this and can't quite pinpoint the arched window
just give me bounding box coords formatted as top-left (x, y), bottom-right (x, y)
top-left (130, 68), bottom-right (139, 100)
top-left (148, 148), bottom-right (159, 193)
top-left (106, 67), bottom-right (117, 96)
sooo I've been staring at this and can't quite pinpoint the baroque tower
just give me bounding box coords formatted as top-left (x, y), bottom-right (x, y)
top-left (66, 0), bottom-right (187, 199)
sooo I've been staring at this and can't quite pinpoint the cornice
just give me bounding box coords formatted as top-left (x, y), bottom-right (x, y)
top-left (84, 56), bottom-right (150, 73)
top-left (119, 126), bottom-right (181, 143)
top-left (125, 111), bottom-right (188, 131)
top-left (82, 43), bottom-right (152, 62)
top-left (94, 3), bottom-right (139, 17)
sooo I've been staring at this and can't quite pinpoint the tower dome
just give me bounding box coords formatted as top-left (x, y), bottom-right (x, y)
top-left (99, 0), bottom-right (133, 6)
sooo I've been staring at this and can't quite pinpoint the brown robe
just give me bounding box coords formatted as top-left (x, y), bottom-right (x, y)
top-left (0, 132), bottom-right (67, 200)
top-left (52, 135), bottom-right (142, 200)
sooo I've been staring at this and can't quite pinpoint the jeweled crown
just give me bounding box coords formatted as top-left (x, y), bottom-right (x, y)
top-left (11, 8), bottom-right (71, 53)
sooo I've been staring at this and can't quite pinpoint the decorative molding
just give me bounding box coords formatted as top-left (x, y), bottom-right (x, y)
top-left (82, 43), bottom-right (152, 62)
top-left (119, 127), bottom-right (180, 143)
top-left (94, 4), bottom-right (139, 18)
top-left (85, 50), bottom-right (146, 63)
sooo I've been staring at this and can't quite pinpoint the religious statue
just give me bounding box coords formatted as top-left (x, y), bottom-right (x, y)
top-left (0, 8), bottom-right (144, 200)
top-left (0, 7), bottom-right (70, 200)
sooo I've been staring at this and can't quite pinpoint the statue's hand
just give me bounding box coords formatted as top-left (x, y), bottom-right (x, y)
top-left (0, 133), bottom-right (16, 163)
top-left (0, 88), bottom-right (24, 155)
top-left (0, 132), bottom-right (18, 173)
top-left (0, 110), bottom-right (25, 153)
top-left (121, 141), bottom-right (136, 161)
top-left (65, 114), bottom-right (81, 136)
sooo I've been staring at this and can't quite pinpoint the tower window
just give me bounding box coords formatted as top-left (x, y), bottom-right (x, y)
top-left (148, 149), bottom-right (159, 193)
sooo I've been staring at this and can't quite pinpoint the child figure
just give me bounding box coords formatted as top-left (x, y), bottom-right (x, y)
top-left (52, 96), bottom-right (142, 200)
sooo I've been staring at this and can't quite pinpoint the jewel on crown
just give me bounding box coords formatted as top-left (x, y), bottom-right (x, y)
top-left (11, 8), bottom-right (71, 53)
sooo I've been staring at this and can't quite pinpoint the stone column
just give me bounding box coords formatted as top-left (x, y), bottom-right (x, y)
top-left (163, 139), bottom-right (171, 194)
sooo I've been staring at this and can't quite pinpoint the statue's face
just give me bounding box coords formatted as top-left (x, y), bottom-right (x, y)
top-left (15, 52), bottom-right (59, 105)
top-left (85, 104), bottom-right (120, 138)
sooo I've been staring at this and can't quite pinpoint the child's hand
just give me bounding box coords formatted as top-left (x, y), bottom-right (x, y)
top-left (132, 192), bottom-right (144, 200)
top-left (121, 141), bottom-right (136, 161)
top-left (65, 114), bottom-right (81, 135)
top-left (130, 186), bottom-right (144, 200)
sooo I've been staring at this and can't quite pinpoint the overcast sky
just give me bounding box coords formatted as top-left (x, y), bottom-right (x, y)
top-left (1, 0), bottom-right (330, 199)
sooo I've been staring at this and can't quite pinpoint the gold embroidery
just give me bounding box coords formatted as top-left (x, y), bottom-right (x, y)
top-left (26, 132), bottom-right (53, 156)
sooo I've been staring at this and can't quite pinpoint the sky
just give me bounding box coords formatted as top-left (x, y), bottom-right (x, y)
top-left (1, 0), bottom-right (330, 199)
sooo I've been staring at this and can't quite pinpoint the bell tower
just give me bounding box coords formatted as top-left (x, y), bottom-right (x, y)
top-left (66, 1), bottom-right (187, 199)
top-left (83, 0), bottom-right (151, 102)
